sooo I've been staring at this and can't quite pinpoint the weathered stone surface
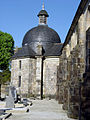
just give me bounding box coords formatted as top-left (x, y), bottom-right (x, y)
top-left (81, 28), bottom-right (90, 120)
top-left (6, 96), bottom-right (14, 108)
top-left (56, 1), bottom-right (90, 119)
top-left (11, 57), bottom-right (59, 98)
top-left (43, 58), bottom-right (59, 97)
top-left (6, 86), bottom-right (15, 108)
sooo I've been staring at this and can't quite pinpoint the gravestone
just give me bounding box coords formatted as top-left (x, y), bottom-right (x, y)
top-left (10, 86), bottom-right (17, 102)
top-left (6, 86), bottom-right (17, 108)
top-left (6, 95), bottom-right (14, 108)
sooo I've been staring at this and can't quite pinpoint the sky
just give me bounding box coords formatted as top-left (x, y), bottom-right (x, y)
top-left (0, 0), bottom-right (81, 47)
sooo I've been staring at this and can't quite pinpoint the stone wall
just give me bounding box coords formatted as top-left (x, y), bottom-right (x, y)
top-left (43, 57), bottom-right (59, 98)
top-left (35, 57), bottom-right (42, 97)
top-left (28, 58), bottom-right (36, 95)
top-left (56, 1), bottom-right (90, 119)
top-left (82, 28), bottom-right (90, 119)
top-left (11, 57), bottom-right (59, 98)
top-left (11, 58), bottom-right (36, 97)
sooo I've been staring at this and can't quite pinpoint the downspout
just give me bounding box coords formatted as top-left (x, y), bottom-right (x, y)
top-left (41, 57), bottom-right (44, 100)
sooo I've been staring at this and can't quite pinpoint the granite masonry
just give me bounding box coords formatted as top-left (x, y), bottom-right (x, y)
top-left (56, 0), bottom-right (90, 119)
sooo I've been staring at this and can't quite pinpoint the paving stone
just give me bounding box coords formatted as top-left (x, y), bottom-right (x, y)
top-left (7, 99), bottom-right (76, 120)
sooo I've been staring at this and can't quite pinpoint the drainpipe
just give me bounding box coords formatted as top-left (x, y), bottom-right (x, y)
top-left (41, 57), bottom-right (44, 100)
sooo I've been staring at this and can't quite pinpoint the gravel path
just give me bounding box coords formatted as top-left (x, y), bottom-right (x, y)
top-left (7, 99), bottom-right (76, 120)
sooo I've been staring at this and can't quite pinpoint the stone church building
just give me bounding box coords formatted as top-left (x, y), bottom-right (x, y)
top-left (11, 4), bottom-right (62, 99)
top-left (11, 0), bottom-right (90, 119)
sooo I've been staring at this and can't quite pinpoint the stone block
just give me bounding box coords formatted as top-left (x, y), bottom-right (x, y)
top-left (6, 96), bottom-right (14, 108)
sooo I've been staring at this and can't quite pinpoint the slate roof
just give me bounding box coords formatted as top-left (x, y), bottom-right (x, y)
top-left (12, 45), bottom-right (36, 59)
top-left (44, 44), bottom-right (63, 56)
top-left (22, 25), bottom-right (61, 47)
top-left (12, 6), bottom-right (62, 59)
top-left (12, 44), bottom-right (63, 59)
top-left (37, 10), bottom-right (49, 17)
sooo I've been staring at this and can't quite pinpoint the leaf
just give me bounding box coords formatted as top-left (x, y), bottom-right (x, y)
top-left (0, 30), bottom-right (14, 71)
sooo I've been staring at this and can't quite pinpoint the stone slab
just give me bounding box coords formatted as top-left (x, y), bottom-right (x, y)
top-left (6, 96), bottom-right (14, 108)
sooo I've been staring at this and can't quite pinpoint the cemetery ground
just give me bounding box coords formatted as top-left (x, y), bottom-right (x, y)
top-left (0, 99), bottom-right (77, 120)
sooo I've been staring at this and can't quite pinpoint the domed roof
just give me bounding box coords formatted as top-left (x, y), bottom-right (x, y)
top-left (22, 25), bottom-right (61, 46)
top-left (37, 10), bottom-right (49, 17)
top-left (37, 3), bottom-right (49, 17)
top-left (12, 4), bottom-right (63, 59)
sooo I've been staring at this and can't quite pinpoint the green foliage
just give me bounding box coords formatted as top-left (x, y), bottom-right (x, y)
top-left (0, 69), bottom-right (11, 84)
top-left (0, 31), bottom-right (14, 70)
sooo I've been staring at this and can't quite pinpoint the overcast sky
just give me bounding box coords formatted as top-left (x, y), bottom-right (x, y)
top-left (0, 0), bottom-right (81, 47)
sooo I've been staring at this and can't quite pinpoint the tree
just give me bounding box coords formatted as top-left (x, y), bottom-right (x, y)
top-left (0, 31), bottom-right (14, 98)
top-left (0, 69), bottom-right (11, 98)
top-left (0, 31), bottom-right (14, 70)
top-left (0, 69), bottom-right (11, 84)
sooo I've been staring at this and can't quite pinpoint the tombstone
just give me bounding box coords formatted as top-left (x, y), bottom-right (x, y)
top-left (10, 86), bottom-right (17, 102)
top-left (6, 95), bottom-right (14, 108)
top-left (6, 86), bottom-right (17, 108)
